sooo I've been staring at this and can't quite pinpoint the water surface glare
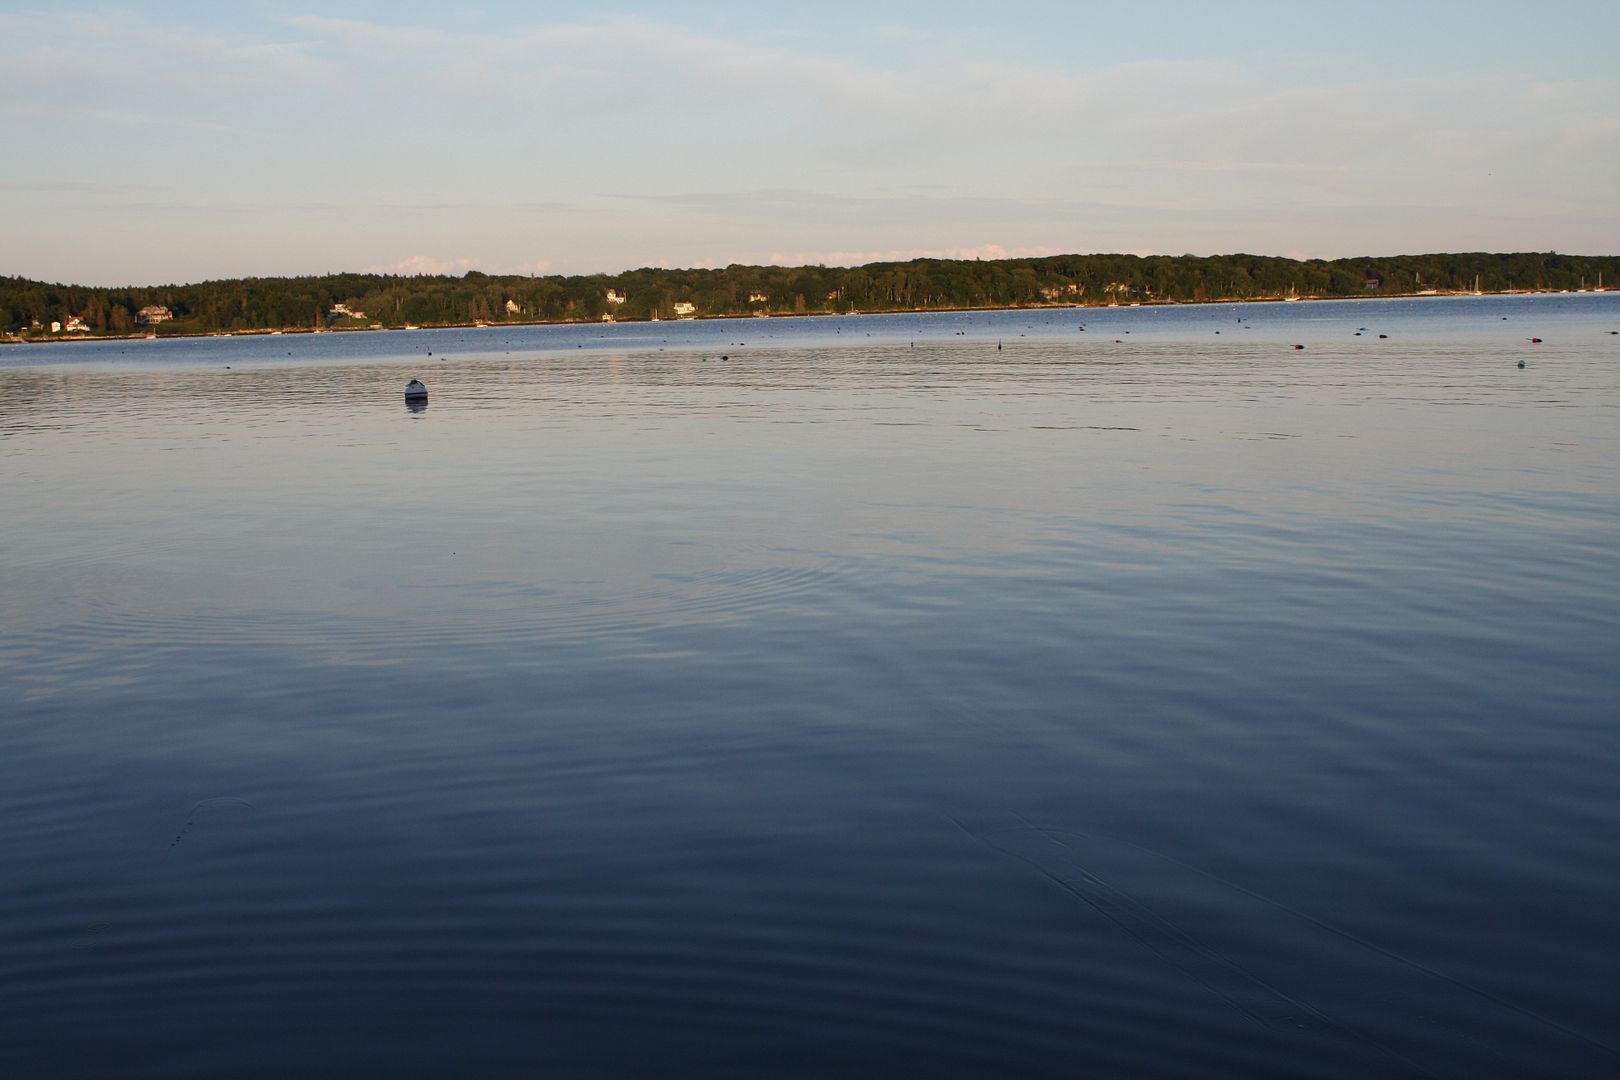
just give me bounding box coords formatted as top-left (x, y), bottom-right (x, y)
top-left (3, 295), bottom-right (1619, 1077)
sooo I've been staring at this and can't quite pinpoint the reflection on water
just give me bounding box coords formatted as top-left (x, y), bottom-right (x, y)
top-left (2, 296), bottom-right (1618, 1078)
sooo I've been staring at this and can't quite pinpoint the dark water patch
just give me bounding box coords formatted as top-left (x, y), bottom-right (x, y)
top-left (959, 814), bottom-right (1620, 1078)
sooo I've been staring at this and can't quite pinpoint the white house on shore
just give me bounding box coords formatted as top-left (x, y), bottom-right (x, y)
top-left (672, 301), bottom-right (696, 317)
top-left (605, 289), bottom-right (627, 305)
top-left (136, 305), bottom-right (172, 325)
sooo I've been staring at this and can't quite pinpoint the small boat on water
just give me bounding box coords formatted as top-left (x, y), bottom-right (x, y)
top-left (405, 379), bottom-right (428, 401)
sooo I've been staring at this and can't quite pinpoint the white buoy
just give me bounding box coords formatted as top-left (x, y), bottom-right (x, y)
top-left (405, 379), bottom-right (428, 401)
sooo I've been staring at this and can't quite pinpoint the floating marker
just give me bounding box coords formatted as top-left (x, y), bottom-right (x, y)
top-left (405, 379), bottom-right (428, 401)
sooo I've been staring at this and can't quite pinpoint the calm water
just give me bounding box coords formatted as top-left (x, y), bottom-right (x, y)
top-left (4, 295), bottom-right (1618, 1077)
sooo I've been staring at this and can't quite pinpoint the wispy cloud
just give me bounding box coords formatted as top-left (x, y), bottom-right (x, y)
top-left (365, 254), bottom-right (555, 276)
top-left (621, 189), bottom-right (1155, 226)
top-left (369, 255), bottom-right (481, 276)
top-left (0, 180), bottom-right (171, 194)
top-left (0, 9), bottom-right (326, 103)
top-left (1095, 159), bottom-right (1362, 176)
top-left (80, 107), bottom-right (254, 136)
top-left (762, 243), bottom-right (1070, 267)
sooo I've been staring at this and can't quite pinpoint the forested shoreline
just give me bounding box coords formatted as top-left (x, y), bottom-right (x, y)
top-left (4, 251), bottom-right (1616, 340)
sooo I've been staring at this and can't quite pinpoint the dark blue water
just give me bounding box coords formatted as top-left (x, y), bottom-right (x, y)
top-left (4, 295), bottom-right (1618, 1077)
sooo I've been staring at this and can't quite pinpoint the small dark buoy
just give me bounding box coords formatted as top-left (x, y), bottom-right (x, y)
top-left (1293, 344), bottom-right (1304, 350)
top-left (1517, 359), bottom-right (1526, 368)
top-left (1378, 334), bottom-right (1388, 339)
top-left (1528, 337), bottom-right (1542, 343)
top-left (721, 355), bottom-right (729, 361)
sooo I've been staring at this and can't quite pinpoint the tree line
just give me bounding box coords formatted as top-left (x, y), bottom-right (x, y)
top-left (4, 251), bottom-right (1617, 338)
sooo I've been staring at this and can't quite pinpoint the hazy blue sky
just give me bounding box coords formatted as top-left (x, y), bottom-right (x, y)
top-left (3, 1), bottom-right (1617, 285)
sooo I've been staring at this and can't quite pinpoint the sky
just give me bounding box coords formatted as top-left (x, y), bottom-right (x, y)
top-left (3, 1), bottom-right (1618, 286)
